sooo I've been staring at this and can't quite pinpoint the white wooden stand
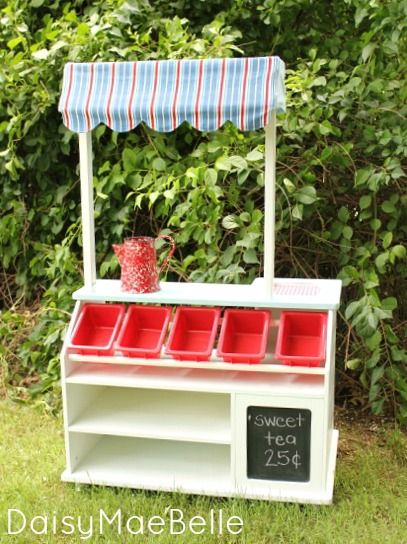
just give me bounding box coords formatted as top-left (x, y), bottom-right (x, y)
top-left (59, 108), bottom-right (341, 504)
top-left (60, 277), bottom-right (340, 504)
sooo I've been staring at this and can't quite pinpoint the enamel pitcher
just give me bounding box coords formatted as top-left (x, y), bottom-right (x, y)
top-left (113, 235), bottom-right (176, 293)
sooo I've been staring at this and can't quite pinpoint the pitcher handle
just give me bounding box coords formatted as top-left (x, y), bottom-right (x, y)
top-left (156, 234), bottom-right (176, 274)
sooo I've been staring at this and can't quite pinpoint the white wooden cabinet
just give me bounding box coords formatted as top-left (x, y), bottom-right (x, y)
top-left (60, 277), bottom-right (340, 504)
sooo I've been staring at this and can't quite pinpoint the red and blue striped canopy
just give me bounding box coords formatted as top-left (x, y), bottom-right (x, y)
top-left (58, 57), bottom-right (285, 133)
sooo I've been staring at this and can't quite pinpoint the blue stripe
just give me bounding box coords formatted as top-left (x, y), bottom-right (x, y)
top-left (156, 61), bottom-right (176, 132)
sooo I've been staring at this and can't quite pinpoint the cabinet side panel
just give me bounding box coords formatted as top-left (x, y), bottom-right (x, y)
top-left (61, 301), bottom-right (82, 473)
top-left (68, 433), bottom-right (101, 472)
top-left (65, 384), bottom-right (106, 426)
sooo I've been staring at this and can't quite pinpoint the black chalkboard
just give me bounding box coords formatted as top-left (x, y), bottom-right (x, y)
top-left (247, 406), bottom-right (311, 482)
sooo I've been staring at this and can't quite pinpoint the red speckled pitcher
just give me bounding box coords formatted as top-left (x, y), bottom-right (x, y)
top-left (113, 235), bottom-right (176, 293)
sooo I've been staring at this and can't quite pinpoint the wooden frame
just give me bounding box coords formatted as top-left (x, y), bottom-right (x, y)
top-left (79, 132), bottom-right (96, 287)
top-left (77, 115), bottom-right (278, 294)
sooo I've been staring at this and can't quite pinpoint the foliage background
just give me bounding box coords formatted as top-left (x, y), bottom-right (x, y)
top-left (0, 0), bottom-right (406, 420)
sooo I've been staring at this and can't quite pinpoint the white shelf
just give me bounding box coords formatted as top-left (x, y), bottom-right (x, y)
top-left (62, 431), bottom-right (339, 504)
top-left (73, 277), bottom-right (342, 310)
top-left (68, 387), bottom-right (231, 444)
top-left (66, 364), bottom-right (325, 397)
top-left (64, 435), bottom-right (232, 495)
top-left (68, 352), bottom-right (327, 375)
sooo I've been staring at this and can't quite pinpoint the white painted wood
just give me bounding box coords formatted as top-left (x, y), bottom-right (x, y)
top-left (66, 365), bottom-right (325, 397)
top-left (79, 132), bottom-right (96, 287)
top-left (63, 435), bottom-right (232, 494)
top-left (72, 277), bottom-right (342, 310)
top-left (327, 311), bottom-right (336, 430)
top-left (61, 301), bottom-right (338, 502)
top-left (324, 429), bottom-right (339, 505)
top-left (65, 380), bottom-right (103, 426)
top-left (264, 116), bottom-right (276, 296)
top-left (230, 393), bottom-right (237, 488)
top-left (68, 353), bottom-right (328, 375)
top-left (68, 432), bottom-right (100, 472)
top-left (321, 309), bottom-right (334, 483)
top-left (234, 395), bottom-right (325, 495)
top-left (324, 311), bottom-right (337, 489)
top-left (61, 333), bottom-right (337, 503)
top-left (68, 386), bottom-right (231, 444)
top-left (60, 300), bottom-right (82, 472)
top-left (61, 430), bottom-right (338, 504)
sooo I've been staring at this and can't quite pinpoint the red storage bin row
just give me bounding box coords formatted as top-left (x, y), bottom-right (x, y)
top-left (68, 304), bottom-right (327, 366)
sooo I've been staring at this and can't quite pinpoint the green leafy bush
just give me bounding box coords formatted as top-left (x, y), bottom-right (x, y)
top-left (0, 0), bottom-right (406, 421)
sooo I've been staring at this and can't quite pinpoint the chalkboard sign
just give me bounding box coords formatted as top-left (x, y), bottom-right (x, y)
top-left (247, 406), bottom-right (311, 482)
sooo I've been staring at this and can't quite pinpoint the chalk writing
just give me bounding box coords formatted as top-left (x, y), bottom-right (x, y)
top-left (247, 407), bottom-right (311, 482)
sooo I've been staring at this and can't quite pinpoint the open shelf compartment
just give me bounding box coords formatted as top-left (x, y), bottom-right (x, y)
top-left (67, 384), bottom-right (231, 444)
top-left (65, 434), bottom-right (232, 495)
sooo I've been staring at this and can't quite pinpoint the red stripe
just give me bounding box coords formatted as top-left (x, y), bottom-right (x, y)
top-left (149, 62), bottom-right (160, 130)
top-left (263, 57), bottom-right (273, 125)
top-left (127, 63), bottom-right (138, 129)
top-left (194, 60), bottom-right (204, 129)
top-left (240, 58), bottom-right (250, 130)
top-left (63, 63), bottom-right (74, 128)
top-left (171, 61), bottom-right (181, 130)
top-left (84, 63), bottom-right (95, 131)
top-left (106, 63), bottom-right (116, 128)
top-left (216, 59), bottom-right (227, 127)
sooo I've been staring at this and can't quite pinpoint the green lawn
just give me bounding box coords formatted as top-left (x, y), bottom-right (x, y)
top-left (0, 400), bottom-right (406, 544)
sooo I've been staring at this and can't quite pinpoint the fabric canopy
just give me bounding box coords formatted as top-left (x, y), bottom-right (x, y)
top-left (58, 57), bottom-right (285, 133)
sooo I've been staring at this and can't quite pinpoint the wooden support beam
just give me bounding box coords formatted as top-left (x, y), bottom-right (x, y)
top-left (264, 113), bottom-right (276, 296)
top-left (79, 132), bottom-right (96, 287)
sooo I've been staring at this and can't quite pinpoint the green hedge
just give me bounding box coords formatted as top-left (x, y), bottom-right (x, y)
top-left (0, 0), bottom-right (406, 420)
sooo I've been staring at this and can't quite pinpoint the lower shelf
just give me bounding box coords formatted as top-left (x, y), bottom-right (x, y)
top-left (66, 435), bottom-right (232, 495)
top-left (62, 431), bottom-right (339, 503)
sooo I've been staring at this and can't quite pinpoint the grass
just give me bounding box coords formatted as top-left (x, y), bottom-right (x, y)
top-left (0, 400), bottom-right (406, 544)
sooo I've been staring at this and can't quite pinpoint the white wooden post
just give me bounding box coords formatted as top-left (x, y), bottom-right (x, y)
top-left (264, 113), bottom-right (276, 296)
top-left (79, 131), bottom-right (96, 287)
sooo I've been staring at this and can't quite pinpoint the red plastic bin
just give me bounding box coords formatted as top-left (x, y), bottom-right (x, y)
top-left (69, 303), bottom-right (125, 356)
top-left (217, 309), bottom-right (271, 364)
top-left (275, 311), bottom-right (327, 366)
top-left (116, 305), bottom-right (171, 358)
top-left (165, 306), bottom-right (221, 361)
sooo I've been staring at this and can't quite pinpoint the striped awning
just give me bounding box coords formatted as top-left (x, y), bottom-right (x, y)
top-left (58, 57), bottom-right (285, 133)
